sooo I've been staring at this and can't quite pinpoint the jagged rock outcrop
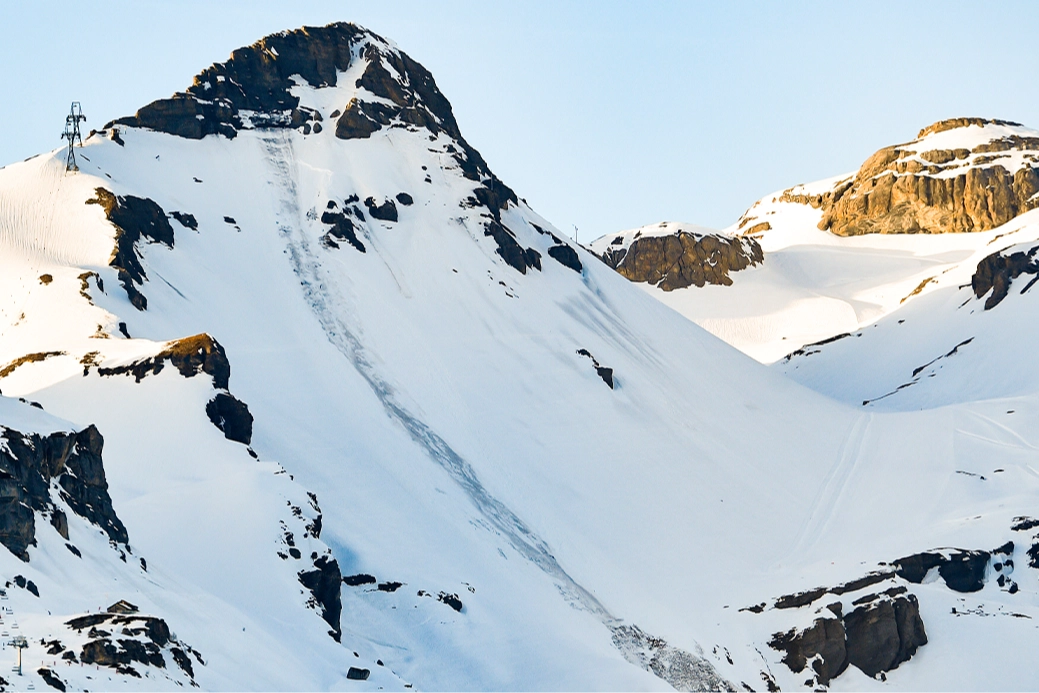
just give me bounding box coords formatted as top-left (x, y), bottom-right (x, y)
top-left (66, 608), bottom-right (202, 681)
top-left (770, 616), bottom-right (848, 685)
top-left (0, 423), bottom-right (127, 560)
top-left (597, 225), bottom-right (763, 290)
top-left (843, 592), bottom-right (927, 678)
top-left (809, 118), bottom-right (1039, 236)
top-left (894, 544), bottom-right (1012, 593)
top-left (205, 392), bottom-right (253, 445)
top-left (108, 22), bottom-right (543, 278)
top-left (109, 24), bottom-right (368, 139)
top-left (97, 333), bottom-right (231, 389)
top-left (86, 188), bottom-right (175, 311)
top-left (769, 591), bottom-right (926, 683)
top-left (298, 554), bottom-right (343, 642)
top-left (971, 243), bottom-right (1039, 309)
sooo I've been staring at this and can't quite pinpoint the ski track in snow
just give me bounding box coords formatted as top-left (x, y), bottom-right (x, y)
top-left (787, 412), bottom-right (873, 557)
top-left (258, 132), bottom-right (730, 691)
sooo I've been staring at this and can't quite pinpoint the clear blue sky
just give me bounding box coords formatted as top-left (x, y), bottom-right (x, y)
top-left (3, 1), bottom-right (1038, 238)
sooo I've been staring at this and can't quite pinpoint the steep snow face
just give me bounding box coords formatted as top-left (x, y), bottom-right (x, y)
top-left (2, 25), bottom-right (1039, 691)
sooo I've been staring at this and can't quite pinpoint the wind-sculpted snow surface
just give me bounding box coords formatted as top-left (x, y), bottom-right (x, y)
top-left (1, 22), bottom-right (1039, 692)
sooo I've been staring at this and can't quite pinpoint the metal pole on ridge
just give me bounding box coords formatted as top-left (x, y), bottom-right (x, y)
top-left (61, 102), bottom-right (86, 172)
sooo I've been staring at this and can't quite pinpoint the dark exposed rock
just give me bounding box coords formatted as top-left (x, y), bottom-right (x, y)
top-left (80, 637), bottom-right (162, 671)
top-left (37, 667), bottom-right (66, 692)
top-left (50, 509), bottom-right (68, 539)
top-left (939, 550), bottom-right (990, 592)
top-left (67, 609), bottom-right (200, 681)
top-left (769, 617), bottom-right (847, 686)
top-left (10, 575), bottom-right (39, 596)
top-left (893, 551), bottom-right (946, 584)
top-left (111, 23), bottom-right (369, 139)
top-left (774, 586), bottom-right (828, 610)
top-left (1012, 516), bottom-right (1039, 531)
top-left (576, 349), bottom-right (614, 389)
top-left (831, 571), bottom-right (896, 595)
top-left (814, 118), bottom-right (1039, 236)
top-left (844, 594), bottom-right (926, 678)
top-left (971, 244), bottom-right (1039, 309)
top-left (601, 229), bottom-right (763, 291)
top-left (205, 392), bottom-right (253, 445)
top-left (320, 209), bottom-right (366, 252)
top-left (483, 221), bottom-right (541, 274)
top-left (395, 192), bottom-right (414, 206)
top-left (364, 196), bottom-right (398, 222)
top-left (97, 333), bottom-right (231, 390)
top-left (895, 548), bottom-right (990, 592)
top-left (1028, 542), bottom-right (1039, 569)
top-left (170, 647), bottom-right (194, 678)
top-left (298, 554), bottom-right (343, 641)
top-left (343, 573), bottom-right (376, 586)
top-left (0, 422), bottom-right (127, 560)
top-left (377, 581), bottom-right (403, 592)
top-left (547, 244), bottom-right (583, 273)
top-left (437, 592), bottom-right (463, 612)
top-left (347, 667), bottom-right (370, 680)
top-left (169, 211), bottom-right (197, 230)
top-left (86, 188), bottom-right (174, 311)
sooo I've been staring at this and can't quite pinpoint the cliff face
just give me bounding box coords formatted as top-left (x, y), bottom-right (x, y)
top-left (811, 118), bottom-right (1039, 236)
top-left (595, 223), bottom-right (763, 290)
top-left (0, 423), bottom-right (127, 561)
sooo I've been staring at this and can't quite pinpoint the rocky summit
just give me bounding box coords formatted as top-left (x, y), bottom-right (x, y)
top-left (787, 118), bottom-right (1039, 236)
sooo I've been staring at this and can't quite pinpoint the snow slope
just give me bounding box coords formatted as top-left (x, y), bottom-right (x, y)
top-left (0, 24), bottom-right (1038, 692)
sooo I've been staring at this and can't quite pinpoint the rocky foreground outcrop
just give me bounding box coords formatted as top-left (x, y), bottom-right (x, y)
top-left (784, 118), bottom-right (1039, 236)
top-left (0, 423), bottom-right (127, 560)
top-left (595, 223), bottom-right (763, 290)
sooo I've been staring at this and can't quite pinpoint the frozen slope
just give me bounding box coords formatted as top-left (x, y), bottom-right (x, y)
top-left (0, 24), bottom-right (1038, 691)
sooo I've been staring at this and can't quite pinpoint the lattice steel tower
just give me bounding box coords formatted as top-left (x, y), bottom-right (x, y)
top-left (61, 102), bottom-right (86, 172)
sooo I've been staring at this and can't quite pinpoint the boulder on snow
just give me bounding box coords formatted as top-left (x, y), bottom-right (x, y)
top-left (206, 392), bottom-right (254, 445)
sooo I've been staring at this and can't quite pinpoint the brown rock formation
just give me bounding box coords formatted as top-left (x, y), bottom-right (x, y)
top-left (600, 230), bottom-right (763, 291)
top-left (811, 118), bottom-right (1039, 236)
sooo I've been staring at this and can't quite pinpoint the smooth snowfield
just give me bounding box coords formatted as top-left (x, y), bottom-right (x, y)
top-left (0, 37), bottom-right (1038, 691)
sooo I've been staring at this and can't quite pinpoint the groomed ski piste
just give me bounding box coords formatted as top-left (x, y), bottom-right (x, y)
top-left (0, 22), bottom-right (1036, 691)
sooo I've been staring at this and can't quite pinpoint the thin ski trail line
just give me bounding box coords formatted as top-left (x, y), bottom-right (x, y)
top-left (789, 412), bottom-right (873, 557)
